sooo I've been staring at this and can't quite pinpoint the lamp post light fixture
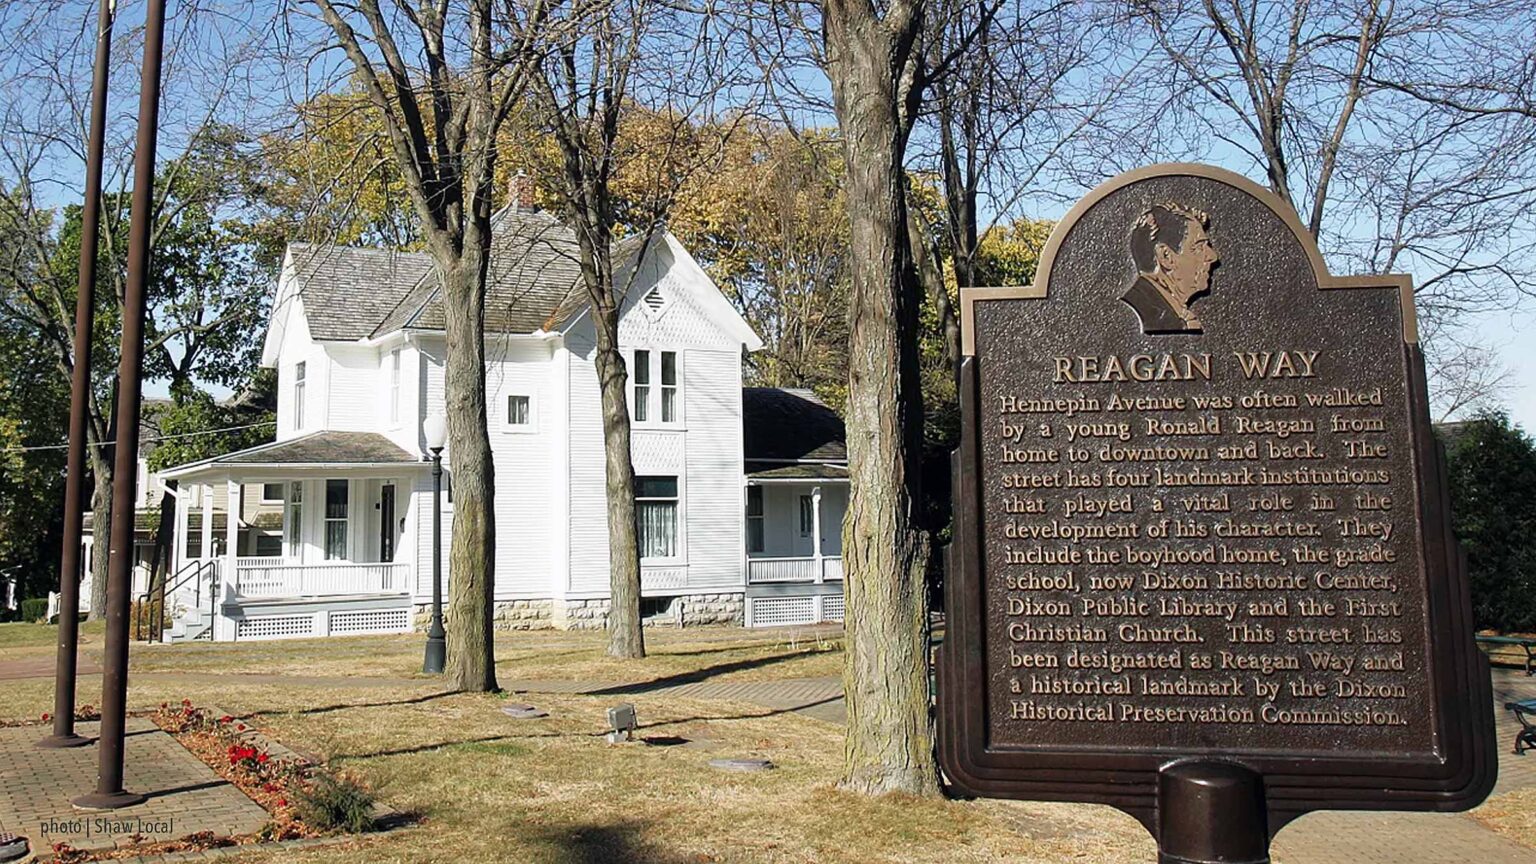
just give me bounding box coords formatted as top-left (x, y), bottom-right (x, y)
top-left (422, 413), bottom-right (448, 675)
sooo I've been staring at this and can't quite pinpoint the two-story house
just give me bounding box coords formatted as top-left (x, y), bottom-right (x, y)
top-left (153, 198), bottom-right (848, 641)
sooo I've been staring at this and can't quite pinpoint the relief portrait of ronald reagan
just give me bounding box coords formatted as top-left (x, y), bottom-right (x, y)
top-left (1120, 202), bottom-right (1220, 334)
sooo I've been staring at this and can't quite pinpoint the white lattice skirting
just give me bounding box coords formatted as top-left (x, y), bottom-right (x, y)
top-left (233, 606), bottom-right (413, 641)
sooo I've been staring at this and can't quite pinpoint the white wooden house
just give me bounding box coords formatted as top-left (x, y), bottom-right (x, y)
top-left (150, 201), bottom-right (847, 641)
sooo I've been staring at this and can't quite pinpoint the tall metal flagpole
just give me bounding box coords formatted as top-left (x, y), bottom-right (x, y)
top-left (73, 0), bottom-right (168, 811)
top-left (38, 0), bottom-right (117, 752)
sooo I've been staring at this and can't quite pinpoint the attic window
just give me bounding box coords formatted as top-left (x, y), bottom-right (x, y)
top-left (641, 286), bottom-right (666, 315)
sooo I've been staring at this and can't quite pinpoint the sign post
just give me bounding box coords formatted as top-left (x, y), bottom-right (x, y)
top-left (938, 164), bottom-right (1495, 862)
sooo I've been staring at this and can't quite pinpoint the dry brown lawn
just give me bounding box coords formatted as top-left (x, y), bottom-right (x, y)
top-left (0, 621), bottom-right (1155, 863)
top-left (1472, 787), bottom-right (1536, 850)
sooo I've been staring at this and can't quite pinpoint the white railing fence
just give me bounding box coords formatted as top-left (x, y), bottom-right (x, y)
top-left (232, 562), bottom-right (410, 598)
top-left (747, 556), bottom-right (843, 584)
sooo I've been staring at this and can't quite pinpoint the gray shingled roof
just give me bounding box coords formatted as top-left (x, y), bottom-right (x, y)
top-left (288, 243), bottom-right (434, 341)
top-left (742, 388), bottom-right (847, 463)
top-left (219, 431), bottom-right (419, 465)
top-left (744, 462), bottom-right (850, 479)
top-left (372, 209), bottom-right (591, 336)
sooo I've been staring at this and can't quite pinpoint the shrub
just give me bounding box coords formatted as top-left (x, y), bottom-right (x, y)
top-left (1443, 414), bottom-right (1536, 632)
top-left (19, 597), bottom-right (48, 623)
top-left (292, 773), bottom-right (375, 834)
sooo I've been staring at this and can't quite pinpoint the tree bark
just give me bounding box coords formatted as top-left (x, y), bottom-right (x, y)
top-left (88, 451), bottom-right (112, 619)
top-left (594, 314), bottom-right (644, 659)
top-left (822, 0), bottom-right (940, 797)
top-left (439, 256), bottom-right (499, 693)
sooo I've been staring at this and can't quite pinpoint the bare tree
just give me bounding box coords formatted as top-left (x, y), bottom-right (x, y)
top-left (296, 0), bottom-right (553, 690)
top-left (0, 1), bottom-right (276, 617)
top-left (1119, 0), bottom-right (1536, 360)
top-left (530, 0), bottom-right (753, 658)
top-left (815, 0), bottom-right (940, 797)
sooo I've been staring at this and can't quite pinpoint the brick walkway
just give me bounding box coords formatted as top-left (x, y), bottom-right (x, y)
top-left (0, 719), bottom-right (268, 853)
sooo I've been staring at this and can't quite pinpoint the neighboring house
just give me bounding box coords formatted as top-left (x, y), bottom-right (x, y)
top-left (152, 197), bottom-right (847, 642)
top-left (77, 402), bottom-right (287, 615)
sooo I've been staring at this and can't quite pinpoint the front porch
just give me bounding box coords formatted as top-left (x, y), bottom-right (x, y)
top-left (744, 469), bottom-right (847, 627)
top-left (158, 432), bottom-right (428, 642)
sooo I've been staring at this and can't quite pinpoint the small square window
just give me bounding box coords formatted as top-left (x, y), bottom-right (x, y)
top-left (507, 395), bottom-right (531, 426)
top-left (260, 482), bottom-right (285, 504)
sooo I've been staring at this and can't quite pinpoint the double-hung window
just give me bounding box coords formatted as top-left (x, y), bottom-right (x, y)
top-left (389, 348), bottom-right (401, 424)
top-left (634, 475), bottom-right (678, 559)
top-left (284, 482), bottom-right (304, 559)
top-left (631, 349), bottom-right (680, 424)
top-left (293, 362), bottom-right (306, 429)
top-left (633, 350), bottom-right (650, 422)
top-left (324, 479), bottom-right (348, 560)
top-left (746, 486), bottom-right (764, 553)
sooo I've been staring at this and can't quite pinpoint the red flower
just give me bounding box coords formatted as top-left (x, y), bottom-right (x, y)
top-left (41, 712), bottom-right (51, 722)
top-left (160, 702), bottom-right (168, 710)
top-left (219, 715), bottom-right (234, 724)
top-left (236, 723), bottom-right (247, 731)
top-left (275, 798), bottom-right (287, 807)
top-left (257, 752), bottom-right (269, 764)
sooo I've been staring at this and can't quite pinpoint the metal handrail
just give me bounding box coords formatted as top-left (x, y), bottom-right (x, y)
top-left (135, 559), bottom-right (210, 643)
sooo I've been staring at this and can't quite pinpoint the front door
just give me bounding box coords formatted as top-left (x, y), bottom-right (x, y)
top-left (378, 483), bottom-right (396, 563)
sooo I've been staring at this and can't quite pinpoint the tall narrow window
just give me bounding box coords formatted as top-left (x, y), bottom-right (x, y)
top-left (379, 483), bottom-right (396, 563)
top-left (632, 349), bottom-right (650, 422)
top-left (293, 362), bottom-right (306, 429)
top-left (634, 475), bottom-right (678, 558)
top-left (799, 494), bottom-right (814, 537)
top-left (746, 485), bottom-right (764, 553)
top-left (389, 348), bottom-right (401, 424)
top-left (284, 482), bottom-right (303, 559)
top-left (660, 351), bottom-right (679, 422)
top-left (324, 479), bottom-right (348, 560)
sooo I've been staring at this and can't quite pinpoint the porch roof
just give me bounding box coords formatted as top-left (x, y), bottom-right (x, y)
top-left (159, 431), bottom-right (425, 481)
top-left (744, 461), bottom-right (849, 481)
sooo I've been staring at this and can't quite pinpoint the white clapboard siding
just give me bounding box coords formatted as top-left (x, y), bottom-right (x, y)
top-left (326, 345), bottom-right (380, 432)
top-left (487, 338), bottom-right (556, 596)
top-left (680, 350), bottom-right (745, 590)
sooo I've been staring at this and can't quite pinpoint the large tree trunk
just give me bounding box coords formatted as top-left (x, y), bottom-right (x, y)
top-left (593, 313), bottom-right (644, 658)
top-left (823, 0), bottom-right (940, 797)
top-left (88, 452), bottom-right (113, 619)
top-left (439, 257), bottom-right (499, 693)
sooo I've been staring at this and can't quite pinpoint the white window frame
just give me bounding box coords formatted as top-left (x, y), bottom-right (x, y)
top-left (284, 482), bottom-right (304, 561)
top-left (259, 482), bottom-right (285, 505)
top-left (630, 348), bottom-right (683, 427)
top-left (389, 348), bottom-right (402, 426)
top-left (634, 475), bottom-right (682, 562)
top-left (323, 479), bottom-right (349, 561)
top-left (503, 393), bottom-right (534, 431)
top-left (293, 361), bottom-right (306, 430)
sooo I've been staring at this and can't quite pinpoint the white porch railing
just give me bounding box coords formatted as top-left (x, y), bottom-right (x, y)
top-left (232, 561), bottom-right (411, 598)
top-left (747, 556), bottom-right (843, 584)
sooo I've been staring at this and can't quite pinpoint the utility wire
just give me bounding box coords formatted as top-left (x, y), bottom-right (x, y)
top-left (0, 420), bottom-right (277, 454)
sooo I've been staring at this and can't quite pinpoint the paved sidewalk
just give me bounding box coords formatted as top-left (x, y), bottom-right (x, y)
top-left (0, 719), bottom-right (267, 853)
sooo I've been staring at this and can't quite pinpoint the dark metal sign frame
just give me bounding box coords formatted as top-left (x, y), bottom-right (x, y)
top-left (937, 164), bottom-right (1496, 850)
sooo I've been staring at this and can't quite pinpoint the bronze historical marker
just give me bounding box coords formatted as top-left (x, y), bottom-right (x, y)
top-left (938, 164), bottom-right (1495, 863)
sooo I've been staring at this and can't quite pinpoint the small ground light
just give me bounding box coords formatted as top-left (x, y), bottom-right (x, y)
top-left (607, 703), bottom-right (638, 743)
top-left (0, 833), bottom-right (28, 863)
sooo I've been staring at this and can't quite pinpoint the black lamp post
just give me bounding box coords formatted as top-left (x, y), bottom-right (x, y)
top-left (423, 413), bottom-right (447, 674)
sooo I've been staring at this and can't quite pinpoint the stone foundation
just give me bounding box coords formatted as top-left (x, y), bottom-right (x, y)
top-left (415, 593), bottom-right (746, 631)
top-left (414, 599), bottom-right (554, 631)
top-left (676, 593), bottom-right (744, 626)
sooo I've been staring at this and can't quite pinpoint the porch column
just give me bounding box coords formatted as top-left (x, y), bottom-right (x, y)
top-left (199, 483), bottom-right (213, 563)
top-left (225, 479), bottom-right (239, 594)
top-left (172, 485), bottom-right (189, 573)
top-left (811, 486), bottom-right (824, 584)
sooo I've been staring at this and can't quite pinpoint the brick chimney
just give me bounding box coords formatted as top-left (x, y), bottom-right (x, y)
top-left (508, 170), bottom-right (536, 213)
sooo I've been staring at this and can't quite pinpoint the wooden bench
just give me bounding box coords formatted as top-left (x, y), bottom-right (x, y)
top-left (1476, 634), bottom-right (1536, 676)
top-left (1506, 699), bottom-right (1536, 755)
